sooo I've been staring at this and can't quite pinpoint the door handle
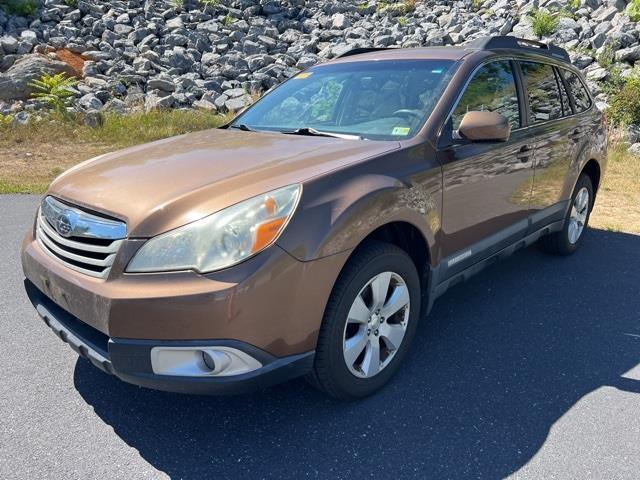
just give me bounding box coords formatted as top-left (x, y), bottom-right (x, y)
top-left (516, 145), bottom-right (534, 162)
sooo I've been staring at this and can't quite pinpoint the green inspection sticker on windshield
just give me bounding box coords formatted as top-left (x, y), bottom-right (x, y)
top-left (392, 127), bottom-right (411, 136)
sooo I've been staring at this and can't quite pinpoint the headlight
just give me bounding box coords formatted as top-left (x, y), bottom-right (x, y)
top-left (127, 184), bottom-right (301, 273)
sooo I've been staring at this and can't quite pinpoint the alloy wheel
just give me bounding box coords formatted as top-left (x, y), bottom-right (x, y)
top-left (568, 187), bottom-right (589, 244)
top-left (342, 271), bottom-right (410, 378)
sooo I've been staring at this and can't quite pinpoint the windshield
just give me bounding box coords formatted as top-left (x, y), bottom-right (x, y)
top-left (231, 59), bottom-right (457, 141)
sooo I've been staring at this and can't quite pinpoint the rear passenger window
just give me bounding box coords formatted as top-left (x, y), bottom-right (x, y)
top-left (563, 71), bottom-right (592, 113)
top-left (555, 69), bottom-right (573, 117)
top-left (452, 60), bottom-right (520, 131)
top-left (519, 61), bottom-right (563, 124)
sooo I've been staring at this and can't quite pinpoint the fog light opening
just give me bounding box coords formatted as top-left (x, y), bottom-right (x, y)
top-left (201, 350), bottom-right (232, 375)
top-left (150, 346), bottom-right (263, 377)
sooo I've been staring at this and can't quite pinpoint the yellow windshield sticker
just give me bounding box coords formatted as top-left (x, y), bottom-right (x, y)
top-left (392, 127), bottom-right (411, 136)
top-left (295, 72), bottom-right (313, 79)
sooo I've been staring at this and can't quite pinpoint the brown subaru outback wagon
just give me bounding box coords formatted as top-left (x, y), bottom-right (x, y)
top-left (22, 37), bottom-right (607, 399)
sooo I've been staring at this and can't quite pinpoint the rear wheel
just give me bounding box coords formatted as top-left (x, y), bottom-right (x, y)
top-left (307, 241), bottom-right (421, 400)
top-left (540, 173), bottom-right (593, 255)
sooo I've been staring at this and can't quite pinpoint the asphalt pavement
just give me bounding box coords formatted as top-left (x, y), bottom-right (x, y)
top-left (1, 194), bottom-right (639, 480)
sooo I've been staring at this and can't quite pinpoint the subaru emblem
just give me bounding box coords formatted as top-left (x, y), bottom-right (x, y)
top-left (56, 212), bottom-right (73, 237)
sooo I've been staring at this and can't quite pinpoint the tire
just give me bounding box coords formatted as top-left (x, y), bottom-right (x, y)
top-left (540, 173), bottom-right (594, 256)
top-left (307, 241), bottom-right (421, 400)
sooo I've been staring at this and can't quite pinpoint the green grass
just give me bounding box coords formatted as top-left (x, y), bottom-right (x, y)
top-left (87, 110), bottom-right (231, 147)
top-left (590, 139), bottom-right (640, 234)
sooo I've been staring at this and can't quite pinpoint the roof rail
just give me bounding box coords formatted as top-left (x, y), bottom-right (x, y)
top-left (467, 36), bottom-right (571, 63)
top-left (336, 47), bottom-right (393, 58)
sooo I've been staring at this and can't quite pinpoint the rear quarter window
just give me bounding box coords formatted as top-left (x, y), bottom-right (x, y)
top-left (563, 70), bottom-right (592, 113)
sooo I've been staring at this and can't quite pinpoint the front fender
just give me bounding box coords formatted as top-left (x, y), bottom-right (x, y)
top-left (277, 167), bottom-right (442, 262)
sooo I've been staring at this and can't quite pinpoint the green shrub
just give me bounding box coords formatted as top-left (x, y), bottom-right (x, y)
top-left (0, 113), bottom-right (14, 128)
top-left (397, 16), bottom-right (407, 25)
top-left (530, 9), bottom-right (559, 38)
top-left (222, 13), bottom-right (234, 25)
top-left (172, 0), bottom-right (184, 9)
top-left (0, 0), bottom-right (38, 16)
top-left (472, 0), bottom-right (483, 11)
top-left (28, 73), bottom-right (79, 112)
top-left (377, 1), bottom-right (407, 14)
top-left (63, 0), bottom-right (77, 7)
top-left (568, 0), bottom-right (581, 10)
top-left (596, 44), bottom-right (615, 68)
top-left (607, 77), bottom-right (640, 127)
top-left (200, 0), bottom-right (219, 6)
top-left (628, 0), bottom-right (640, 21)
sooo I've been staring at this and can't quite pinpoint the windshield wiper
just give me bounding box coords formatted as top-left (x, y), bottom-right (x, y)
top-left (281, 127), bottom-right (362, 140)
top-left (228, 123), bottom-right (258, 132)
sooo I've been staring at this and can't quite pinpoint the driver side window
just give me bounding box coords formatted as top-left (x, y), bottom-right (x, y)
top-left (452, 61), bottom-right (520, 132)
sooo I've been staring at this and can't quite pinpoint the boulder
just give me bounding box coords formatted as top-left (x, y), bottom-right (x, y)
top-left (0, 54), bottom-right (76, 102)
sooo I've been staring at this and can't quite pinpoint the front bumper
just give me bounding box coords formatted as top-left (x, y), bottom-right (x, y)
top-left (25, 280), bottom-right (314, 394)
top-left (21, 230), bottom-right (350, 357)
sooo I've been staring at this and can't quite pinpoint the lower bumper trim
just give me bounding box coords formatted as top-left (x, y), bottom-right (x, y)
top-left (25, 279), bottom-right (314, 395)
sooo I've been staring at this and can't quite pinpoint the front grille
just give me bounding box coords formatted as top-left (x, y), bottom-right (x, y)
top-left (35, 197), bottom-right (126, 279)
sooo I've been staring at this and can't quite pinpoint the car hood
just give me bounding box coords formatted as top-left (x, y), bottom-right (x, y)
top-left (49, 128), bottom-right (399, 237)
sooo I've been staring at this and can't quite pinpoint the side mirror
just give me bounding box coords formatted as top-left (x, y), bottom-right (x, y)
top-left (458, 111), bottom-right (511, 142)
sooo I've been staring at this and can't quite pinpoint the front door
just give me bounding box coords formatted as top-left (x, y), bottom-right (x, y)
top-left (436, 59), bottom-right (535, 276)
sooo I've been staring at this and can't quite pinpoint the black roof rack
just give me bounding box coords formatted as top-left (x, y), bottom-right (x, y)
top-left (335, 37), bottom-right (571, 63)
top-left (336, 47), bottom-right (393, 58)
top-left (468, 36), bottom-right (570, 63)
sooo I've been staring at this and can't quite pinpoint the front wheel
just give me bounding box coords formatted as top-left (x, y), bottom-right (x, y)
top-left (307, 241), bottom-right (421, 400)
top-left (540, 173), bottom-right (593, 255)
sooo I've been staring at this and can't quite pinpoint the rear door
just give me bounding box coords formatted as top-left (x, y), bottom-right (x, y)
top-left (437, 59), bottom-right (535, 274)
top-left (517, 60), bottom-right (579, 231)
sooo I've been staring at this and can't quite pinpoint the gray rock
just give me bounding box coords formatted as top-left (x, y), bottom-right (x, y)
top-left (166, 17), bottom-right (184, 30)
top-left (615, 46), bottom-right (640, 63)
top-left (193, 97), bottom-right (217, 111)
top-left (0, 54), bottom-right (76, 102)
top-left (12, 110), bottom-right (30, 126)
top-left (83, 110), bottom-right (104, 127)
top-left (104, 98), bottom-right (127, 114)
top-left (145, 93), bottom-right (174, 111)
top-left (0, 36), bottom-right (18, 54)
top-left (626, 125), bottom-right (640, 144)
top-left (147, 76), bottom-right (176, 92)
top-left (225, 94), bottom-right (251, 112)
top-left (332, 13), bottom-right (350, 30)
top-left (628, 142), bottom-right (640, 156)
top-left (78, 93), bottom-right (103, 111)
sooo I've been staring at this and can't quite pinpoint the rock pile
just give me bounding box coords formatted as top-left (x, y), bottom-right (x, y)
top-left (0, 0), bottom-right (638, 119)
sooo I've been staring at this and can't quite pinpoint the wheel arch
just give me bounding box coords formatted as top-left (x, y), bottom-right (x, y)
top-left (581, 158), bottom-right (602, 198)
